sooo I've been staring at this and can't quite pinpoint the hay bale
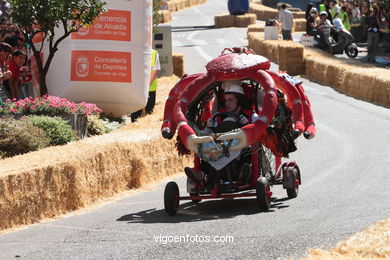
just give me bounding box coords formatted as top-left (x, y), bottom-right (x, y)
top-left (247, 32), bottom-right (266, 56)
top-left (278, 42), bottom-right (304, 75)
top-left (262, 40), bottom-right (280, 63)
top-left (372, 75), bottom-right (390, 106)
top-left (303, 219), bottom-right (390, 259)
top-left (247, 23), bottom-right (265, 33)
top-left (289, 8), bottom-right (302, 12)
top-left (292, 11), bottom-right (306, 19)
top-left (172, 53), bottom-right (184, 77)
top-left (324, 63), bottom-right (348, 89)
top-left (249, 3), bottom-right (279, 20)
top-left (293, 18), bottom-right (306, 32)
top-left (215, 13), bottom-right (236, 28)
top-left (0, 75), bottom-right (193, 232)
top-left (235, 13), bottom-right (257, 27)
top-left (158, 10), bottom-right (172, 23)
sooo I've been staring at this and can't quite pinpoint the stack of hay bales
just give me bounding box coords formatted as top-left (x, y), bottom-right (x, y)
top-left (159, 0), bottom-right (207, 24)
top-left (172, 53), bottom-right (184, 77)
top-left (236, 13), bottom-right (257, 27)
top-left (278, 41), bottom-right (304, 75)
top-left (248, 31), bottom-right (304, 75)
top-left (215, 13), bottom-right (256, 28)
top-left (303, 49), bottom-right (390, 107)
top-left (249, 3), bottom-right (279, 20)
top-left (293, 18), bottom-right (306, 32)
top-left (249, 3), bottom-right (306, 20)
top-left (292, 11), bottom-right (306, 19)
top-left (0, 75), bottom-right (191, 232)
top-left (247, 23), bottom-right (265, 33)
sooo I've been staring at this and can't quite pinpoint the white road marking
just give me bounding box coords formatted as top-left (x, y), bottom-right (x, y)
top-left (192, 39), bottom-right (207, 46)
top-left (187, 31), bottom-right (197, 41)
top-left (216, 39), bottom-right (228, 45)
top-left (172, 40), bottom-right (183, 47)
top-left (194, 46), bottom-right (213, 61)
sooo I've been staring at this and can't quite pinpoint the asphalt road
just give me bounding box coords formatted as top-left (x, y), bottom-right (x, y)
top-left (1, 1), bottom-right (389, 259)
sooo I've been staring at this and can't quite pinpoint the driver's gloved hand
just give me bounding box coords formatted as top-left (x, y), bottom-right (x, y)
top-left (207, 118), bottom-right (214, 128)
top-left (239, 114), bottom-right (248, 125)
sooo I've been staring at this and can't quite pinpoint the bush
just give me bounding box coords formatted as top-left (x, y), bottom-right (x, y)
top-left (0, 117), bottom-right (51, 158)
top-left (87, 115), bottom-right (121, 136)
top-left (24, 116), bottom-right (77, 145)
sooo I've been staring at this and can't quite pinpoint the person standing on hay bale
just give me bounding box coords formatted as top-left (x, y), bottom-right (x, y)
top-left (131, 48), bottom-right (161, 122)
top-left (278, 3), bottom-right (294, 40)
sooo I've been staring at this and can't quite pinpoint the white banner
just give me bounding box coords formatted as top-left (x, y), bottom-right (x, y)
top-left (41, 0), bottom-right (152, 116)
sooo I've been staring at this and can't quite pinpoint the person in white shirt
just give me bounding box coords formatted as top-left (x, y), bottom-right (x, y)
top-left (278, 4), bottom-right (294, 40)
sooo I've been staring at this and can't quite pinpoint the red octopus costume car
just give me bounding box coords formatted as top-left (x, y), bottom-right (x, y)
top-left (160, 47), bottom-right (316, 215)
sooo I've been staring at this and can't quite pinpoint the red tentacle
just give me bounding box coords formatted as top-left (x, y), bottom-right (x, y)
top-left (296, 83), bottom-right (316, 137)
top-left (161, 73), bottom-right (203, 139)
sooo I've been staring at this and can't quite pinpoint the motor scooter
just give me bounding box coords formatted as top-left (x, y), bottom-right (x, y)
top-left (331, 29), bottom-right (359, 58)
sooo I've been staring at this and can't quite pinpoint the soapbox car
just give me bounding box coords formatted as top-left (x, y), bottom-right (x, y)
top-left (160, 47), bottom-right (316, 215)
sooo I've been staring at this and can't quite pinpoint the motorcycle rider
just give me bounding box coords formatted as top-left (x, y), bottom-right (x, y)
top-left (331, 17), bottom-right (355, 54)
top-left (318, 11), bottom-right (334, 52)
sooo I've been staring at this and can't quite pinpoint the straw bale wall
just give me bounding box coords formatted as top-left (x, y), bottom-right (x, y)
top-left (278, 42), bottom-right (304, 75)
top-left (249, 3), bottom-right (279, 21)
top-left (215, 13), bottom-right (256, 28)
top-left (160, 0), bottom-right (207, 24)
top-left (248, 32), bottom-right (305, 75)
top-left (235, 13), bottom-right (257, 27)
top-left (248, 33), bottom-right (390, 106)
top-left (247, 23), bottom-right (264, 33)
top-left (302, 218), bottom-right (390, 259)
top-left (167, 0), bottom-right (206, 12)
top-left (303, 49), bottom-right (390, 106)
top-left (172, 53), bottom-right (184, 77)
top-left (0, 75), bottom-right (192, 232)
top-left (249, 3), bottom-right (305, 20)
top-left (292, 11), bottom-right (305, 19)
top-left (293, 18), bottom-right (306, 32)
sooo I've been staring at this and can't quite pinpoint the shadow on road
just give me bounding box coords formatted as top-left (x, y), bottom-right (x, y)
top-left (116, 197), bottom-right (290, 224)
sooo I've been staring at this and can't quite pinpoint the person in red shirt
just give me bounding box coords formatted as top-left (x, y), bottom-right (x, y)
top-left (8, 49), bottom-right (27, 99)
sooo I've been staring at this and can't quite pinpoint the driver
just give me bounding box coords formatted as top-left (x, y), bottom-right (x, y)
top-left (205, 81), bottom-right (261, 133)
top-left (184, 81), bottom-right (261, 186)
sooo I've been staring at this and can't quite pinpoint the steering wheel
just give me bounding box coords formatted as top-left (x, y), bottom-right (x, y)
top-left (212, 111), bottom-right (240, 122)
top-left (212, 112), bottom-right (241, 134)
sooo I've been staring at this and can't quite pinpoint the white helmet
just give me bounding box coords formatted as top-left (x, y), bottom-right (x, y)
top-left (320, 11), bottom-right (328, 16)
top-left (222, 81), bottom-right (244, 95)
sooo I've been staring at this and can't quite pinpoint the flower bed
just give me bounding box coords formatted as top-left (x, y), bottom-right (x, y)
top-left (0, 95), bottom-right (102, 117)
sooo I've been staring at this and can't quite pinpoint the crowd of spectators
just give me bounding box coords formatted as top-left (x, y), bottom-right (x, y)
top-left (0, 0), bottom-right (33, 103)
top-left (306, 0), bottom-right (389, 62)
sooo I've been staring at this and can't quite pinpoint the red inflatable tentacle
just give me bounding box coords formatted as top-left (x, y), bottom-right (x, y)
top-left (241, 70), bottom-right (278, 145)
top-left (161, 73), bottom-right (203, 139)
top-left (174, 73), bottom-right (215, 148)
top-left (266, 70), bottom-right (305, 132)
top-left (295, 83), bottom-right (316, 137)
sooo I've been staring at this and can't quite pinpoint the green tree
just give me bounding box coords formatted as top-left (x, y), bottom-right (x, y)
top-left (10, 0), bottom-right (106, 96)
top-left (153, 0), bottom-right (161, 35)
